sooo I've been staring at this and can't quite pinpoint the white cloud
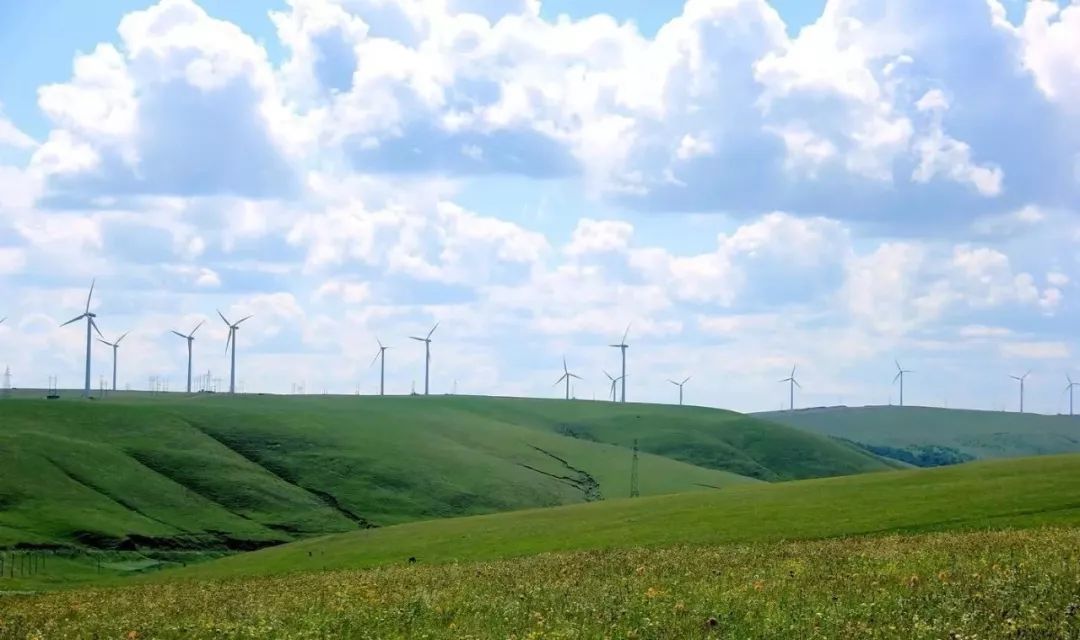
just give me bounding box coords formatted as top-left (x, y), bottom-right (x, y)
top-left (1000, 341), bottom-right (1070, 360)
top-left (564, 218), bottom-right (634, 257)
top-left (0, 106), bottom-right (36, 150)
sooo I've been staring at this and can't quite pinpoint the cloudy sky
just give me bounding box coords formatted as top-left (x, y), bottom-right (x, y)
top-left (1, 0), bottom-right (1079, 413)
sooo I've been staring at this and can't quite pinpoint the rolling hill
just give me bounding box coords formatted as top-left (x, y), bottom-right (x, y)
top-left (757, 405), bottom-right (1080, 466)
top-left (163, 453), bottom-right (1080, 581)
top-left (0, 394), bottom-right (891, 552)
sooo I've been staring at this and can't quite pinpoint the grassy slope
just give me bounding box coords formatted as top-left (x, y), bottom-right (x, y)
top-left (758, 405), bottom-right (1080, 462)
top-left (442, 396), bottom-right (895, 480)
top-left (168, 453), bottom-right (1080, 581)
top-left (8, 393), bottom-right (893, 550)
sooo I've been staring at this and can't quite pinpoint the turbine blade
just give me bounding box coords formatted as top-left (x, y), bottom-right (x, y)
top-left (236, 315), bottom-right (253, 325)
top-left (570, 374), bottom-right (583, 380)
top-left (793, 380), bottom-right (802, 389)
top-left (370, 350), bottom-right (382, 367)
top-left (427, 322), bottom-right (439, 339)
top-left (0, 317), bottom-right (6, 325)
top-left (669, 379), bottom-right (677, 385)
top-left (90, 318), bottom-right (103, 338)
top-left (116, 331), bottom-right (129, 345)
top-left (554, 375), bottom-right (567, 386)
top-left (791, 365), bottom-right (796, 377)
top-left (217, 309), bottom-right (231, 326)
top-left (61, 313), bottom-right (87, 327)
top-left (97, 339), bottom-right (112, 347)
top-left (170, 330), bottom-right (188, 339)
top-left (377, 338), bottom-right (384, 349)
top-left (683, 376), bottom-right (691, 385)
top-left (603, 370), bottom-right (613, 381)
top-left (563, 357), bottom-right (568, 374)
top-left (893, 371), bottom-right (902, 383)
top-left (409, 336), bottom-right (425, 342)
top-left (191, 320), bottom-right (205, 336)
top-left (225, 328), bottom-right (233, 354)
top-left (895, 359), bottom-right (901, 371)
top-left (85, 279), bottom-right (96, 313)
top-left (622, 323), bottom-right (630, 343)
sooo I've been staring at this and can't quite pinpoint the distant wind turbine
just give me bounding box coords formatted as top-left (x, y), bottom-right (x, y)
top-left (893, 360), bottom-right (913, 407)
top-left (1010, 370), bottom-right (1031, 413)
top-left (668, 376), bottom-right (691, 405)
top-left (779, 364), bottom-right (800, 411)
top-left (410, 322), bottom-right (438, 395)
top-left (1064, 374), bottom-right (1079, 417)
top-left (60, 280), bottom-right (103, 398)
top-left (554, 357), bottom-right (583, 400)
top-left (603, 370), bottom-right (622, 402)
top-left (609, 324), bottom-right (630, 403)
top-left (97, 331), bottom-right (129, 392)
top-left (170, 320), bottom-right (204, 394)
top-left (371, 338), bottom-right (389, 396)
top-left (218, 310), bottom-right (253, 395)
top-left (0, 317), bottom-right (6, 325)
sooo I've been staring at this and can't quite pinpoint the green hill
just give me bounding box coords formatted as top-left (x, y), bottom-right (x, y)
top-left (0, 394), bottom-right (888, 552)
top-left (757, 405), bottom-right (1080, 466)
top-left (166, 453), bottom-right (1080, 581)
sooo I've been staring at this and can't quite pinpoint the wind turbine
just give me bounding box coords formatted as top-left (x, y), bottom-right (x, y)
top-left (410, 322), bottom-right (438, 395)
top-left (371, 338), bottom-right (389, 396)
top-left (779, 364), bottom-right (800, 411)
top-left (218, 310), bottom-right (252, 395)
top-left (1010, 370), bottom-right (1031, 413)
top-left (60, 280), bottom-right (103, 398)
top-left (97, 331), bottom-right (129, 392)
top-left (893, 360), bottom-right (913, 407)
top-left (668, 376), bottom-right (691, 405)
top-left (603, 370), bottom-right (622, 402)
top-left (170, 321), bottom-right (204, 393)
top-left (609, 324), bottom-right (630, 403)
top-left (554, 357), bottom-right (583, 400)
top-left (1064, 374), bottom-right (1079, 417)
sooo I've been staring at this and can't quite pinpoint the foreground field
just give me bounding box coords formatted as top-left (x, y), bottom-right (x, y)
top-left (758, 405), bottom-right (1080, 466)
top-left (3, 529), bottom-right (1077, 639)
top-left (0, 394), bottom-right (888, 551)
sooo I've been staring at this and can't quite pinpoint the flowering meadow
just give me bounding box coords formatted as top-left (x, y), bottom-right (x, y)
top-left (2, 528), bottom-right (1077, 639)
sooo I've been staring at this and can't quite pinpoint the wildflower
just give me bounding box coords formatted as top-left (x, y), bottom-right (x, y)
top-left (906, 574), bottom-right (920, 588)
top-left (126, 632), bottom-right (139, 640)
top-left (635, 566), bottom-right (646, 575)
top-left (752, 579), bottom-right (765, 591)
top-left (644, 586), bottom-right (662, 599)
top-left (673, 601), bottom-right (686, 613)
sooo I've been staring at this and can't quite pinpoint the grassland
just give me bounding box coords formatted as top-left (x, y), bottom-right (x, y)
top-left (0, 394), bottom-right (890, 553)
top-left (3, 529), bottom-right (1077, 639)
top-left (758, 405), bottom-right (1080, 466)
top-left (165, 453), bottom-right (1080, 580)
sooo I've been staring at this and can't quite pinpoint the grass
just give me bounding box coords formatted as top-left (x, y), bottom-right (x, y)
top-left (0, 393), bottom-right (888, 553)
top-left (163, 453), bottom-right (1080, 581)
top-left (758, 405), bottom-right (1080, 465)
top-left (3, 529), bottom-right (1077, 639)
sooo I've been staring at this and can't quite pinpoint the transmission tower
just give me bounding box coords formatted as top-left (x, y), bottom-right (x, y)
top-left (630, 438), bottom-right (640, 498)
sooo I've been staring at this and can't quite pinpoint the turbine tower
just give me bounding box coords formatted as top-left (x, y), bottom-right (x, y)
top-left (893, 360), bottom-right (913, 407)
top-left (170, 320), bottom-right (204, 393)
top-left (371, 339), bottom-right (389, 396)
top-left (609, 325), bottom-right (630, 403)
top-left (779, 364), bottom-right (801, 411)
top-left (410, 322), bottom-right (438, 395)
top-left (60, 280), bottom-right (103, 398)
top-left (97, 331), bottom-right (129, 392)
top-left (603, 370), bottom-right (622, 402)
top-left (1010, 370), bottom-right (1031, 413)
top-left (668, 376), bottom-right (691, 405)
top-left (1065, 374), bottom-right (1079, 417)
top-left (218, 310), bottom-right (253, 395)
top-left (554, 357), bottom-right (583, 400)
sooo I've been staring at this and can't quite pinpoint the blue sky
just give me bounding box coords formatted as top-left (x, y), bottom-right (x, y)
top-left (1, 0), bottom-right (1079, 413)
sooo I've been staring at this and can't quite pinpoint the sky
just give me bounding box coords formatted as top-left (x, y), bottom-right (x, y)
top-left (1, 0), bottom-right (1079, 414)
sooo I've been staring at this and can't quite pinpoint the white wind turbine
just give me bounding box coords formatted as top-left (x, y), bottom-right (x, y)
top-left (60, 280), bottom-right (104, 398)
top-left (170, 320), bottom-right (205, 394)
top-left (668, 376), bottom-right (691, 406)
top-left (410, 322), bottom-right (438, 395)
top-left (554, 357), bottom-right (583, 400)
top-left (371, 338), bottom-right (389, 396)
top-left (97, 331), bottom-right (129, 392)
top-left (1064, 374), bottom-right (1079, 417)
top-left (779, 364), bottom-right (801, 411)
top-left (609, 324), bottom-right (630, 403)
top-left (218, 310), bottom-right (253, 395)
top-left (893, 360), bottom-right (913, 407)
top-left (603, 370), bottom-right (622, 402)
top-left (1010, 370), bottom-right (1031, 413)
